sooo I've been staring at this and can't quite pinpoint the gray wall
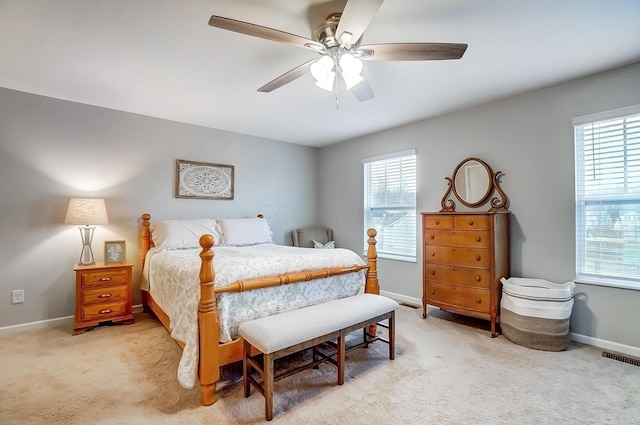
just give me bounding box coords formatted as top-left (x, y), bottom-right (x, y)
top-left (318, 62), bottom-right (640, 349)
top-left (0, 88), bottom-right (319, 327)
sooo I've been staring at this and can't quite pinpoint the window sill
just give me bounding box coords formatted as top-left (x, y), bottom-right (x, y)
top-left (574, 276), bottom-right (640, 291)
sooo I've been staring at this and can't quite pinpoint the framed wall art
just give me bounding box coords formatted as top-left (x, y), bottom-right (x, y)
top-left (104, 240), bottom-right (126, 264)
top-left (175, 159), bottom-right (235, 200)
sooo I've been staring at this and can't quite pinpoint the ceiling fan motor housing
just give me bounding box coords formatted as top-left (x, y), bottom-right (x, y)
top-left (312, 13), bottom-right (343, 48)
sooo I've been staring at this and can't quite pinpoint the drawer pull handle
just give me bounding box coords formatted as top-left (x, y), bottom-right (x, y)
top-left (99, 309), bottom-right (112, 314)
top-left (429, 234), bottom-right (435, 239)
top-left (475, 276), bottom-right (481, 282)
top-left (431, 289), bottom-right (435, 295)
top-left (430, 252), bottom-right (435, 257)
top-left (476, 297), bottom-right (481, 304)
top-left (475, 255), bottom-right (481, 261)
top-left (99, 277), bottom-right (112, 281)
top-left (468, 220), bottom-right (474, 226)
top-left (99, 293), bottom-right (112, 298)
top-left (476, 236), bottom-right (482, 242)
top-left (430, 270), bottom-right (436, 276)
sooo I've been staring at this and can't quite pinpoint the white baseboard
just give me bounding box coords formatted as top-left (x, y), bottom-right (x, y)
top-left (3, 301), bottom-right (639, 359)
top-left (381, 290), bottom-right (421, 308)
top-left (570, 332), bottom-right (640, 358)
top-left (0, 304), bottom-right (145, 337)
top-left (381, 290), bottom-right (640, 358)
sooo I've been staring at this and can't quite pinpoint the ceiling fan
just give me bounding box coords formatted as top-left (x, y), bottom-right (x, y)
top-left (208, 0), bottom-right (467, 102)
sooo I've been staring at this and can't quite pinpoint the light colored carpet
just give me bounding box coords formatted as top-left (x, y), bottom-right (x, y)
top-left (1, 305), bottom-right (638, 425)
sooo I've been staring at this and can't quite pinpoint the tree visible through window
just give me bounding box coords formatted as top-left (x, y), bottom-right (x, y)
top-left (363, 150), bottom-right (417, 261)
top-left (574, 106), bottom-right (640, 288)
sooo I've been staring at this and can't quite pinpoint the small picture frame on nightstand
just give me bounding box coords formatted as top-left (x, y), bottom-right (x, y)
top-left (104, 240), bottom-right (126, 264)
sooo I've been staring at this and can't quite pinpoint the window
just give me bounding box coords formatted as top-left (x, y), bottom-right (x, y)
top-left (574, 105), bottom-right (640, 289)
top-left (363, 149), bottom-right (417, 261)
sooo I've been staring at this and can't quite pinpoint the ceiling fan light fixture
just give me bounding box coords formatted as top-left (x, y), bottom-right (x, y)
top-left (339, 53), bottom-right (363, 76)
top-left (310, 55), bottom-right (334, 82)
top-left (315, 71), bottom-right (336, 91)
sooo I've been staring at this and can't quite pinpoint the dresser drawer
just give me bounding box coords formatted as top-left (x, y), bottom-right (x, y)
top-left (80, 285), bottom-right (128, 305)
top-left (423, 215), bottom-right (454, 229)
top-left (81, 269), bottom-right (129, 288)
top-left (424, 229), bottom-right (492, 247)
top-left (80, 300), bottom-right (128, 322)
top-left (453, 215), bottom-right (491, 230)
top-left (425, 281), bottom-right (490, 313)
top-left (425, 245), bottom-right (491, 268)
top-left (424, 263), bottom-right (492, 289)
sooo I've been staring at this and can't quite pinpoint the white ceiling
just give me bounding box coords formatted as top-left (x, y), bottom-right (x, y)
top-left (1, 0), bottom-right (640, 148)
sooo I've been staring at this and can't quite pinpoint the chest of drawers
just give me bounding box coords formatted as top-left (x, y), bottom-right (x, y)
top-left (73, 263), bottom-right (134, 335)
top-left (421, 212), bottom-right (509, 336)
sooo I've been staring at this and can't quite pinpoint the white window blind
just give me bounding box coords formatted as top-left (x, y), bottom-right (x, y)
top-left (363, 150), bottom-right (417, 261)
top-left (574, 105), bottom-right (640, 288)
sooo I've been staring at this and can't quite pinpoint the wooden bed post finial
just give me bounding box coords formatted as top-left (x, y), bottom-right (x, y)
top-left (365, 228), bottom-right (379, 295)
top-left (198, 233), bottom-right (220, 406)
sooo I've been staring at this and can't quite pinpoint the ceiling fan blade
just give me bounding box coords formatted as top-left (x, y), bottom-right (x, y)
top-left (209, 16), bottom-right (325, 52)
top-left (350, 79), bottom-right (375, 102)
top-left (257, 59), bottom-right (316, 93)
top-left (335, 0), bottom-right (384, 47)
top-left (358, 43), bottom-right (468, 61)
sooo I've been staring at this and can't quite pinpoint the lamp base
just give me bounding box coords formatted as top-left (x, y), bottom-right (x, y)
top-left (77, 226), bottom-right (96, 265)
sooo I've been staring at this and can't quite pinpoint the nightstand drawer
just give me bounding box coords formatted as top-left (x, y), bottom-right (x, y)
top-left (80, 301), bottom-right (128, 322)
top-left (81, 269), bottom-right (129, 288)
top-left (81, 285), bottom-right (128, 305)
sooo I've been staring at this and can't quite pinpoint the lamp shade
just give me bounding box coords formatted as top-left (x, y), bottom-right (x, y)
top-left (64, 198), bottom-right (109, 225)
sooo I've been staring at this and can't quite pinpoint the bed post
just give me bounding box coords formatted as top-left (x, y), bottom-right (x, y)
top-left (141, 213), bottom-right (152, 268)
top-left (198, 234), bottom-right (220, 406)
top-left (365, 228), bottom-right (380, 337)
top-left (365, 228), bottom-right (379, 295)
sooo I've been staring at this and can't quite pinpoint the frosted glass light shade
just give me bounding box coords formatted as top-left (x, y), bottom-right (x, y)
top-left (339, 53), bottom-right (363, 76)
top-left (315, 71), bottom-right (336, 91)
top-left (310, 55), bottom-right (334, 82)
top-left (65, 198), bottom-right (109, 225)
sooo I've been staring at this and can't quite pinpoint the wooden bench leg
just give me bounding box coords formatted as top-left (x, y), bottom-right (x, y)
top-left (265, 352), bottom-right (274, 421)
top-left (337, 330), bottom-right (345, 385)
top-left (389, 311), bottom-right (395, 360)
top-left (243, 339), bottom-right (251, 398)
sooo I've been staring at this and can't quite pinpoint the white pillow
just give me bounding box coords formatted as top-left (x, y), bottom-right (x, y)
top-left (219, 217), bottom-right (273, 246)
top-left (313, 240), bottom-right (335, 249)
top-left (150, 219), bottom-right (222, 250)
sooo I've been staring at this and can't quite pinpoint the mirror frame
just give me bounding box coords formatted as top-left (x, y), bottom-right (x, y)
top-left (440, 157), bottom-right (509, 212)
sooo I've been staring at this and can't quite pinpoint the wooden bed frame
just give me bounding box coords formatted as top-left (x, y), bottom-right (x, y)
top-left (139, 213), bottom-right (380, 406)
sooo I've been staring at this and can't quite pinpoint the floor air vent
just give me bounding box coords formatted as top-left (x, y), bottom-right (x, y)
top-left (602, 351), bottom-right (640, 367)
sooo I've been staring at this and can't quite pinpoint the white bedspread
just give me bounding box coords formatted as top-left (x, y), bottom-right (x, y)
top-left (142, 243), bottom-right (366, 388)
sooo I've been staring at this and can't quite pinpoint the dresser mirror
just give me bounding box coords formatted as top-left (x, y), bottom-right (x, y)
top-left (440, 157), bottom-right (509, 212)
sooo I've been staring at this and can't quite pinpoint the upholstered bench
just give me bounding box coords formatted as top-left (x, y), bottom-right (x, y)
top-left (238, 293), bottom-right (399, 421)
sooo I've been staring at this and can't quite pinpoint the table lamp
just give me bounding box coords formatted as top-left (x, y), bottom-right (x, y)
top-left (64, 197), bottom-right (109, 265)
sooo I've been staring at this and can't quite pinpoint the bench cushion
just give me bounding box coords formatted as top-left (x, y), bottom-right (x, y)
top-left (238, 294), bottom-right (399, 354)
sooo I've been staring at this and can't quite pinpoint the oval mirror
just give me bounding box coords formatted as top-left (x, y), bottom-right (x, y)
top-left (452, 158), bottom-right (492, 207)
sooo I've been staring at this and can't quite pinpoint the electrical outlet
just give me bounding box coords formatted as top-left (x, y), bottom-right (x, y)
top-left (12, 289), bottom-right (24, 304)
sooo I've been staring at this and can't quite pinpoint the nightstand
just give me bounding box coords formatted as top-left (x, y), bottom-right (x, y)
top-left (73, 262), bottom-right (134, 335)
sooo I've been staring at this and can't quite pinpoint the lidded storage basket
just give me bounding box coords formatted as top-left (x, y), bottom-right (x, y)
top-left (500, 277), bottom-right (575, 351)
